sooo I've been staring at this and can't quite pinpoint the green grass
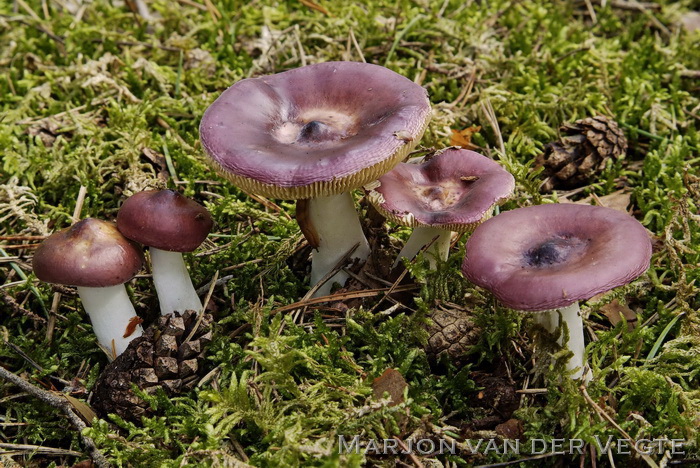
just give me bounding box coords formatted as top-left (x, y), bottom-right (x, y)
top-left (1, 0), bottom-right (699, 466)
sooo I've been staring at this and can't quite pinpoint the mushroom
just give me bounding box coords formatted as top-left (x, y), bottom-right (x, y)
top-left (32, 218), bottom-right (145, 357)
top-left (366, 148), bottom-right (515, 269)
top-left (199, 61), bottom-right (431, 297)
top-left (116, 189), bottom-right (213, 315)
top-left (461, 203), bottom-right (652, 380)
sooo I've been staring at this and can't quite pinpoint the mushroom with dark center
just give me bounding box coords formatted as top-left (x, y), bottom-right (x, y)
top-left (116, 190), bottom-right (213, 315)
top-left (462, 203), bottom-right (652, 381)
top-left (32, 218), bottom-right (145, 357)
top-left (367, 148), bottom-right (515, 269)
top-left (200, 61), bottom-right (432, 296)
top-left (525, 235), bottom-right (588, 267)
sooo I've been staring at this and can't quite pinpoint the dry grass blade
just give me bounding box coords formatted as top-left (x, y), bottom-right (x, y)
top-left (581, 386), bottom-right (660, 468)
top-left (298, 0), bottom-right (330, 16)
top-left (0, 442), bottom-right (82, 457)
top-left (185, 270), bottom-right (219, 343)
top-left (302, 242), bottom-right (360, 299)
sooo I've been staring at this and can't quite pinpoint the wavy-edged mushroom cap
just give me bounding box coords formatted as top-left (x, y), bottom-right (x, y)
top-left (199, 61), bottom-right (432, 199)
top-left (367, 148), bottom-right (515, 233)
top-left (33, 218), bottom-right (144, 288)
top-left (462, 204), bottom-right (652, 311)
top-left (116, 190), bottom-right (213, 252)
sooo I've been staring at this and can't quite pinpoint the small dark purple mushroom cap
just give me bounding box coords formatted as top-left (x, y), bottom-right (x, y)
top-left (33, 218), bottom-right (144, 288)
top-left (367, 148), bottom-right (515, 233)
top-left (116, 190), bottom-right (213, 252)
top-left (462, 204), bottom-right (652, 311)
top-left (199, 61), bottom-right (432, 199)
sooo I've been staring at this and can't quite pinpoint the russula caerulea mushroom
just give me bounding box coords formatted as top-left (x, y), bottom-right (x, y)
top-left (462, 203), bottom-right (652, 380)
top-left (367, 148), bottom-right (515, 269)
top-left (199, 61), bottom-right (431, 296)
top-left (117, 190), bottom-right (213, 315)
top-left (33, 218), bottom-right (145, 357)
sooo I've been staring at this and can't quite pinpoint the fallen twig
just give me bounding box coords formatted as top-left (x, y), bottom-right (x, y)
top-left (0, 365), bottom-right (110, 467)
top-left (0, 290), bottom-right (46, 324)
top-left (272, 284), bottom-right (419, 315)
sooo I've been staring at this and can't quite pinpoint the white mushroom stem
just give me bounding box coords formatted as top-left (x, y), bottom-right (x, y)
top-left (150, 247), bottom-right (203, 315)
top-left (393, 226), bottom-right (452, 269)
top-left (76, 285), bottom-right (143, 357)
top-left (534, 302), bottom-right (592, 382)
top-left (308, 192), bottom-right (370, 297)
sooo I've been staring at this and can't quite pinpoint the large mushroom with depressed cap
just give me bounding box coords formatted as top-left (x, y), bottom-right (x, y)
top-left (33, 218), bottom-right (145, 357)
top-left (117, 190), bottom-right (213, 316)
top-left (199, 61), bottom-right (432, 297)
top-left (462, 203), bottom-right (652, 380)
top-left (367, 148), bottom-right (515, 269)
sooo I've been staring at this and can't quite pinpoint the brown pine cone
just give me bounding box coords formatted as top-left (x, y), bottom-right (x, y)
top-left (425, 307), bottom-right (480, 366)
top-left (92, 310), bottom-right (213, 421)
top-left (538, 115), bottom-right (627, 192)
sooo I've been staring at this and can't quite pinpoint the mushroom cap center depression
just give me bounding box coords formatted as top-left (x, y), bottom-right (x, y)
top-left (414, 178), bottom-right (476, 212)
top-left (272, 109), bottom-right (359, 146)
top-left (524, 234), bottom-right (590, 268)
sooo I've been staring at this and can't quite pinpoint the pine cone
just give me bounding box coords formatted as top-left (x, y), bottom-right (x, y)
top-left (92, 310), bottom-right (213, 421)
top-left (538, 115), bottom-right (627, 192)
top-left (425, 308), bottom-right (479, 366)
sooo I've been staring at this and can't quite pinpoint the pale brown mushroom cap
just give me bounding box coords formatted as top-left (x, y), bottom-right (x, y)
top-left (33, 218), bottom-right (144, 288)
top-left (461, 204), bottom-right (652, 311)
top-left (367, 148), bottom-right (515, 233)
top-left (199, 61), bottom-right (432, 199)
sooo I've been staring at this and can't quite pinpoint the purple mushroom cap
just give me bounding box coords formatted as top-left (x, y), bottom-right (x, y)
top-left (462, 204), bottom-right (652, 311)
top-left (367, 148), bottom-right (515, 232)
top-left (33, 218), bottom-right (144, 288)
top-left (199, 61), bottom-right (431, 199)
top-left (117, 190), bottom-right (213, 252)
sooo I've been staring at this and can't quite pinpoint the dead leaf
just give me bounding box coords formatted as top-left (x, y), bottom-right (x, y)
top-left (61, 393), bottom-right (97, 424)
top-left (600, 299), bottom-right (638, 330)
top-left (372, 368), bottom-right (407, 406)
top-left (70, 461), bottom-right (94, 468)
top-left (680, 11), bottom-right (700, 32)
top-left (298, 0), bottom-right (330, 16)
top-left (562, 188), bottom-right (632, 214)
top-left (141, 147), bottom-right (170, 182)
top-left (495, 418), bottom-right (524, 440)
top-left (450, 125), bottom-right (481, 149)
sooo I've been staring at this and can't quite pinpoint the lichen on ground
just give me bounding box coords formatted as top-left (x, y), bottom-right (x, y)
top-left (1, 0), bottom-right (699, 466)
